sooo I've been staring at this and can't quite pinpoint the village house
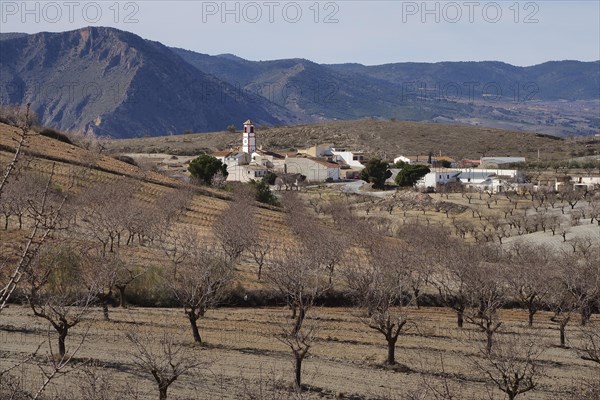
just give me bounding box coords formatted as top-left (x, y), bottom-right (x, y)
top-left (457, 168), bottom-right (525, 193)
top-left (284, 156), bottom-right (341, 182)
top-left (394, 155), bottom-right (455, 167)
top-left (297, 143), bottom-right (335, 158)
top-left (415, 170), bottom-right (462, 191)
top-left (331, 148), bottom-right (366, 169)
top-left (226, 164), bottom-right (270, 183)
top-left (555, 176), bottom-right (600, 191)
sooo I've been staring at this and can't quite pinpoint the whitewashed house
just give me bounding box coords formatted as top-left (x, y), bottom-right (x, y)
top-left (331, 148), bottom-right (366, 169)
top-left (284, 157), bottom-right (341, 182)
top-left (226, 164), bottom-right (270, 183)
top-left (415, 171), bottom-right (461, 191)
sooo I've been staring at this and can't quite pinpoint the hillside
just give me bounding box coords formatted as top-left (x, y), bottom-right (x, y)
top-left (0, 121), bottom-right (290, 244)
top-left (0, 27), bottom-right (597, 139)
top-left (105, 119), bottom-right (595, 162)
top-left (0, 28), bottom-right (290, 138)
top-left (327, 60), bottom-right (600, 101)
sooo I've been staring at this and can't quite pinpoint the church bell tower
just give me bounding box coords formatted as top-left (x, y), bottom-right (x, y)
top-left (242, 119), bottom-right (256, 154)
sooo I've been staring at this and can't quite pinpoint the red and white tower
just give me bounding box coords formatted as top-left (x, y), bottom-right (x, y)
top-left (242, 119), bottom-right (256, 154)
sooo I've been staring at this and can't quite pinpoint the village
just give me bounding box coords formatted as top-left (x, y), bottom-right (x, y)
top-left (127, 119), bottom-right (600, 195)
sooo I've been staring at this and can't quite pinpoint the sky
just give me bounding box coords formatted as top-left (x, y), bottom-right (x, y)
top-left (1, 0), bottom-right (599, 66)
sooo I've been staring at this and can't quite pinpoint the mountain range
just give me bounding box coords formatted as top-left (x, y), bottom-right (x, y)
top-left (1, 27), bottom-right (598, 138)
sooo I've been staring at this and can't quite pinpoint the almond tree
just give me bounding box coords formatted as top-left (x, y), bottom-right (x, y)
top-left (470, 336), bottom-right (544, 400)
top-left (345, 241), bottom-right (411, 366)
top-left (79, 179), bottom-right (139, 254)
top-left (1, 162), bottom-right (69, 313)
top-left (265, 248), bottom-right (329, 390)
top-left (504, 242), bottom-right (553, 327)
top-left (432, 244), bottom-right (472, 328)
top-left (126, 330), bottom-right (201, 400)
top-left (81, 248), bottom-right (117, 321)
top-left (576, 324), bottom-right (600, 365)
top-left (248, 236), bottom-right (272, 281)
top-left (463, 245), bottom-right (507, 353)
top-left (170, 242), bottom-right (233, 344)
top-left (24, 244), bottom-right (98, 357)
top-left (546, 254), bottom-right (582, 347)
top-left (213, 188), bottom-right (256, 265)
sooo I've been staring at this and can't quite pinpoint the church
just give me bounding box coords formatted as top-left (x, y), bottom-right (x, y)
top-left (212, 119), bottom-right (342, 183)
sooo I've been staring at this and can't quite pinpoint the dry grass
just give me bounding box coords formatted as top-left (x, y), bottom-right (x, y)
top-left (1, 305), bottom-right (596, 399)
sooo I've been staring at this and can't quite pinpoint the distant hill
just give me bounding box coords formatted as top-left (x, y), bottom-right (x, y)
top-left (0, 28), bottom-right (290, 138)
top-left (1, 27), bottom-right (598, 138)
top-left (327, 60), bottom-right (600, 101)
top-left (105, 119), bottom-right (596, 163)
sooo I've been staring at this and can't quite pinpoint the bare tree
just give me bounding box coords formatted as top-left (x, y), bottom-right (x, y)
top-left (266, 248), bottom-right (329, 334)
top-left (81, 248), bottom-right (118, 321)
top-left (265, 248), bottom-right (328, 391)
top-left (1, 163), bottom-right (69, 313)
top-left (576, 324), bottom-right (600, 365)
top-left (170, 243), bottom-right (233, 344)
top-left (546, 254), bottom-right (583, 347)
top-left (463, 246), bottom-right (507, 353)
top-left (23, 244), bottom-right (97, 357)
top-left (345, 242), bottom-right (411, 366)
top-left (79, 179), bottom-right (139, 254)
top-left (213, 188), bottom-right (256, 265)
top-left (432, 244), bottom-right (472, 328)
top-left (126, 329), bottom-right (201, 400)
top-left (273, 312), bottom-right (320, 392)
top-left (470, 336), bottom-right (544, 400)
top-left (504, 242), bottom-right (552, 327)
top-left (248, 236), bottom-right (272, 281)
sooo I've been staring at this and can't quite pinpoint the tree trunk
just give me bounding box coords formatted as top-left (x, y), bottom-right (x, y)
top-left (386, 338), bottom-right (396, 365)
top-left (581, 306), bottom-right (591, 326)
top-left (528, 309), bottom-right (535, 327)
top-left (102, 301), bottom-right (110, 321)
top-left (456, 310), bottom-right (464, 328)
top-left (117, 285), bottom-right (127, 308)
top-left (294, 356), bottom-right (303, 392)
top-left (413, 289), bottom-right (420, 309)
top-left (559, 323), bottom-right (566, 347)
top-left (486, 330), bottom-right (494, 354)
top-left (293, 307), bottom-right (305, 334)
top-left (159, 385), bottom-right (168, 400)
top-left (188, 312), bottom-right (202, 343)
top-left (58, 330), bottom-right (67, 357)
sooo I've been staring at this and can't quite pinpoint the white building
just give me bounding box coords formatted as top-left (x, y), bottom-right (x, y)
top-left (457, 169), bottom-right (524, 193)
top-left (242, 119), bottom-right (256, 154)
top-left (212, 151), bottom-right (251, 167)
top-left (226, 164), bottom-right (270, 183)
top-left (415, 171), bottom-right (461, 191)
top-left (331, 148), bottom-right (366, 169)
top-left (284, 157), bottom-right (341, 182)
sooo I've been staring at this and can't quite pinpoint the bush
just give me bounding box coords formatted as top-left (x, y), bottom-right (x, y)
top-left (113, 155), bottom-right (138, 166)
top-left (359, 158), bottom-right (392, 189)
top-left (39, 127), bottom-right (73, 144)
top-left (188, 154), bottom-right (228, 185)
top-left (395, 164), bottom-right (430, 187)
top-left (262, 172), bottom-right (277, 185)
top-left (250, 179), bottom-right (279, 206)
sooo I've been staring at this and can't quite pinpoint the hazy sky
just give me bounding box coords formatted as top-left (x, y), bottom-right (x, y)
top-left (1, 1), bottom-right (599, 65)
